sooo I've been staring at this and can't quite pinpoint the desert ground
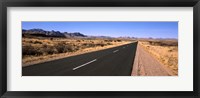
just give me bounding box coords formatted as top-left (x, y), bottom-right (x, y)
top-left (132, 40), bottom-right (178, 76)
top-left (22, 37), bottom-right (132, 67)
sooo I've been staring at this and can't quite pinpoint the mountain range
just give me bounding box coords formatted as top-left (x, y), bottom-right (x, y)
top-left (22, 29), bottom-right (87, 38)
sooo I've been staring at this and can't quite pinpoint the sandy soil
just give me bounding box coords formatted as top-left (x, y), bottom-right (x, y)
top-left (132, 43), bottom-right (176, 76)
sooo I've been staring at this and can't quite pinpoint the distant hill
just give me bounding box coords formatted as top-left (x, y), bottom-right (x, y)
top-left (87, 35), bottom-right (113, 39)
top-left (22, 29), bottom-right (87, 38)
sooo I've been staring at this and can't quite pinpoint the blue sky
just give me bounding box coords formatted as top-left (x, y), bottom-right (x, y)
top-left (22, 22), bottom-right (178, 38)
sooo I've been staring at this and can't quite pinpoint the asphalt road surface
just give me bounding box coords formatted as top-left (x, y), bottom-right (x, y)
top-left (22, 42), bottom-right (138, 76)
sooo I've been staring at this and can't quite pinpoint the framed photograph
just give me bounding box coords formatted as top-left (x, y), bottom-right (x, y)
top-left (0, 0), bottom-right (199, 98)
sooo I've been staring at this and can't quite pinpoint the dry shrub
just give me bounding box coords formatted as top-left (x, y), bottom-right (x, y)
top-left (33, 40), bottom-right (43, 44)
top-left (76, 40), bottom-right (81, 42)
top-left (50, 38), bottom-right (53, 40)
top-left (42, 44), bottom-right (57, 55)
top-left (82, 43), bottom-right (96, 48)
top-left (22, 45), bottom-right (43, 56)
top-left (117, 40), bottom-right (122, 42)
top-left (106, 42), bottom-right (112, 45)
top-left (104, 40), bottom-right (113, 42)
top-left (54, 42), bottom-right (74, 53)
top-left (28, 40), bottom-right (34, 43)
top-left (96, 43), bottom-right (106, 47)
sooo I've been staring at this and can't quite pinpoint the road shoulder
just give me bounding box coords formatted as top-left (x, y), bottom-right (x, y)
top-left (131, 42), bottom-right (175, 76)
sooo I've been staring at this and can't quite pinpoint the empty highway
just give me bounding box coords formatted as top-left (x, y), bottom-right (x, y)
top-left (22, 42), bottom-right (138, 76)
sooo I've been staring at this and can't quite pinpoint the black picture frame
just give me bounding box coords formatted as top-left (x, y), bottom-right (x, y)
top-left (0, 0), bottom-right (199, 98)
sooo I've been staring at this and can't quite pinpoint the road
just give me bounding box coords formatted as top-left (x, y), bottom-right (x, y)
top-left (22, 42), bottom-right (138, 76)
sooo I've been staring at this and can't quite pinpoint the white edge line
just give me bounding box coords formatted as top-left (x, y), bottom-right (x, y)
top-left (73, 59), bottom-right (97, 70)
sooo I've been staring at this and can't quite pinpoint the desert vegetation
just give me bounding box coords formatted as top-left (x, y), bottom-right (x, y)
top-left (139, 40), bottom-right (178, 75)
top-left (22, 37), bottom-right (131, 67)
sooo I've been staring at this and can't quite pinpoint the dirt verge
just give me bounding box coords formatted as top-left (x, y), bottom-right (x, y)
top-left (131, 42), bottom-right (176, 76)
